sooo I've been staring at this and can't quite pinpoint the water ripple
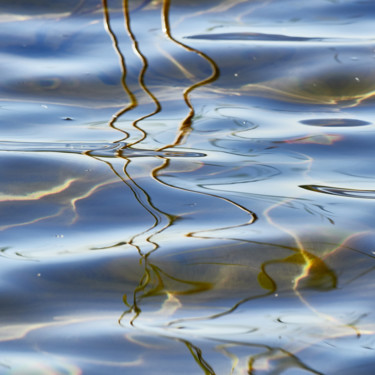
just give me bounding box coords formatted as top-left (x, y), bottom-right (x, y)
top-left (0, 141), bottom-right (205, 158)
top-left (301, 185), bottom-right (375, 199)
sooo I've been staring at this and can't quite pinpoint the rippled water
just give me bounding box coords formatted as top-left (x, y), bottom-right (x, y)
top-left (1, 0), bottom-right (375, 374)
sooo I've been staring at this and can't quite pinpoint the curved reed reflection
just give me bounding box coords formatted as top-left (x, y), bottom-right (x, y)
top-left (99, 0), bottom-right (241, 328)
top-left (3, 2), bottom-right (375, 374)
top-left (102, 0), bottom-right (134, 140)
top-left (96, 1), bottom-right (368, 373)
top-left (159, 0), bottom-right (220, 149)
top-left (102, 0), bottom-right (161, 145)
top-left (183, 340), bottom-right (216, 375)
top-left (122, 0), bottom-right (161, 147)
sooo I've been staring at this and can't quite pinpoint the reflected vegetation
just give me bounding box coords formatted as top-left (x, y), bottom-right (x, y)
top-left (98, 0), bottom-right (257, 331)
top-left (93, 1), bottom-right (375, 373)
top-left (1, 0), bottom-right (375, 374)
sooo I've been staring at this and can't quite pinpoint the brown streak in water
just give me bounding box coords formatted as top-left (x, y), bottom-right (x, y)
top-left (84, 155), bottom-right (161, 323)
top-left (183, 340), bottom-right (216, 375)
top-left (123, 0), bottom-right (162, 147)
top-left (124, 154), bottom-right (257, 325)
top-left (85, 154), bottom-right (176, 325)
top-left (159, 0), bottom-right (220, 150)
top-left (100, 0), bottom-right (254, 329)
top-left (102, 0), bottom-right (135, 140)
top-left (119, 254), bottom-right (213, 326)
top-left (147, 263), bottom-right (212, 296)
top-left (152, 158), bottom-right (257, 237)
top-left (100, 1), bottom-right (176, 323)
top-left (85, 153), bottom-right (168, 257)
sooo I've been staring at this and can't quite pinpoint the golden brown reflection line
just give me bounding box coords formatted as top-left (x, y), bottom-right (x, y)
top-left (120, 258), bottom-right (213, 326)
top-left (138, 158), bottom-right (258, 325)
top-left (159, 0), bottom-right (220, 150)
top-left (152, 158), bottom-right (257, 233)
top-left (117, 151), bottom-right (258, 325)
top-left (101, 1), bottom-right (247, 325)
top-left (121, 158), bottom-right (175, 258)
top-left (122, 158), bottom-right (257, 323)
top-left (85, 153), bottom-right (167, 257)
top-left (183, 340), bottom-right (216, 375)
top-left (103, 0), bottom-right (161, 146)
top-left (167, 216), bottom-right (368, 331)
top-left (263, 197), bottom-right (364, 337)
top-left (123, 0), bottom-right (162, 147)
top-left (100, 0), bottom-right (218, 324)
top-left (124, 161), bottom-right (182, 260)
top-left (102, 0), bottom-right (136, 140)
top-left (117, 158), bottom-right (255, 321)
top-left (101, 0), bottom-right (172, 256)
top-left (84, 153), bottom-right (176, 323)
top-left (106, 0), bottom-right (167, 256)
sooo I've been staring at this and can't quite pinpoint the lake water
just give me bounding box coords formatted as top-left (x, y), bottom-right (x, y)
top-left (1, 0), bottom-right (375, 374)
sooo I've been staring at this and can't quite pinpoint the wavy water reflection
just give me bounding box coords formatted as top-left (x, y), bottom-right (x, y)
top-left (1, 0), bottom-right (375, 374)
top-left (301, 185), bottom-right (375, 199)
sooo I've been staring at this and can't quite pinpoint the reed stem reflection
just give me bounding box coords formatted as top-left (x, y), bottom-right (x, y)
top-left (102, 0), bottom-right (134, 140)
top-left (97, 1), bottom-right (354, 374)
top-left (122, 0), bottom-right (161, 147)
top-left (159, 0), bottom-right (220, 150)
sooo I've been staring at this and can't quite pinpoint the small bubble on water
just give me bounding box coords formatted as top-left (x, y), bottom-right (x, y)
top-left (274, 293), bottom-right (278, 297)
top-left (41, 105), bottom-right (48, 109)
top-left (37, 273), bottom-right (41, 277)
top-left (355, 77), bottom-right (360, 82)
top-left (234, 73), bottom-right (238, 77)
top-left (55, 234), bottom-right (64, 238)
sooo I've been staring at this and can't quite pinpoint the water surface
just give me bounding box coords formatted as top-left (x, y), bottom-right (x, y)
top-left (1, 0), bottom-right (375, 374)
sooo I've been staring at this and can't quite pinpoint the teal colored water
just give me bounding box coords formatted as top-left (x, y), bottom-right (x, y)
top-left (1, 0), bottom-right (375, 374)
